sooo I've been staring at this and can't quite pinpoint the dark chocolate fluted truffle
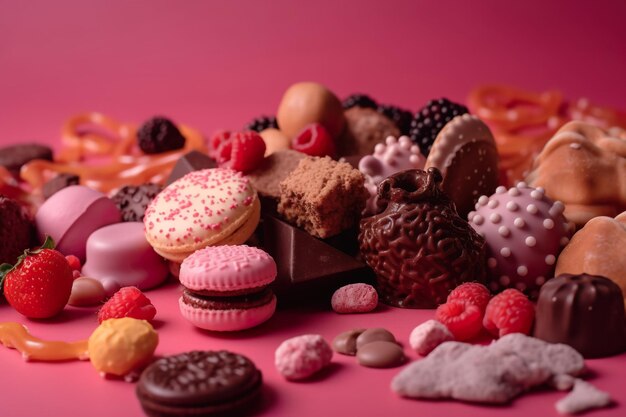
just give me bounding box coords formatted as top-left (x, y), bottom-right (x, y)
top-left (359, 168), bottom-right (487, 308)
top-left (534, 273), bottom-right (626, 358)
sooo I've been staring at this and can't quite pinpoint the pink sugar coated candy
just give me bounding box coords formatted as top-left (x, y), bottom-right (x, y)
top-left (275, 334), bottom-right (333, 380)
top-left (331, 283), bottom-right (378, 314)
top-left (392, 333), bottom-right (585, 405)
top-left (359, 135), bottom-right (425, 215)
top-left (409, 320), bottom-right (455, 356)
top-left (555, 379), bottom-right (612, 415)
top-left (468, 182), bottom-right (572, 297)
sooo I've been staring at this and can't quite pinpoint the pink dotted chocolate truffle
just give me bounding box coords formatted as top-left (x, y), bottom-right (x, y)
top-left (359, 135), bottom-right (425, 215)
top-left (468, 182), bottom-right (572, 296)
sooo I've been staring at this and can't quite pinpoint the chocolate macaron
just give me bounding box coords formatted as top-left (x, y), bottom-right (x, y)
top-left (137, 350), bottom-right (262, 417)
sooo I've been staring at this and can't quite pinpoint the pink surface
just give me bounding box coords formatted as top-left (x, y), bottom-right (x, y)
top-left (1, 1), bottom-right (626, 417)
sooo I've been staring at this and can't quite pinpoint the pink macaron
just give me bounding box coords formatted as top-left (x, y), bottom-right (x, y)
top-left (178, 245), bottom-right (277, 331)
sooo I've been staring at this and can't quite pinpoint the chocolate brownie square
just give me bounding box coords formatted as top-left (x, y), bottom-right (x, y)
top-left (278, 156), bottom-right (368, 238)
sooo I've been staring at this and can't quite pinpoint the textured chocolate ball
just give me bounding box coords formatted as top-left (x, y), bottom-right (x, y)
top-left (534, 273), bottom-right (626, 358)
top-left (0, 195), bottom-right (33, 265)
top-left (111, 183), bottom-right (162, 222)
top-left (276, 82), bottom-right (345, 139)
top-left (359, 168), bottom-right (487, 308)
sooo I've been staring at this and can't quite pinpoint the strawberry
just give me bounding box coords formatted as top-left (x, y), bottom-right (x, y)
top-left (0, 236), bottom-right (73, 318)
top-left (97, 286), bottom-right (156, 323)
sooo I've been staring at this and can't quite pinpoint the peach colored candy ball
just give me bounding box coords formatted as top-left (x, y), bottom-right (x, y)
top-left (260, 128), bottom-right (291, 156)
top-left (68, 277), bottom-right (107, 307)
top-left (276, 82), bottom-right (345, 139)
top-left (331, 283), bottom-right (378, 313)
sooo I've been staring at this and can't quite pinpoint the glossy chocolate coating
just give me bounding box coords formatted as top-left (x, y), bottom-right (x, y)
top-left (359, 168), bottom-right (487, 308)
top-left (332, 328), bottom-right (366, 356)
top-left (534, 273), bottom-right (626, 358)
top-left (357, 341), bottom-right (406, 368)
top-left (356, 328), bottom-right (397, 350)
top-left (165, 150), bottom-right (216, 185)
top-left (259, 213), bottom-right (374, 299)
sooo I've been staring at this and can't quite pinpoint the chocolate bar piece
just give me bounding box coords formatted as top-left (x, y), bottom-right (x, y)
top-left (258, 214), bottom-right (374, 301)
top-left (165, 150), bottom-right (216, 185)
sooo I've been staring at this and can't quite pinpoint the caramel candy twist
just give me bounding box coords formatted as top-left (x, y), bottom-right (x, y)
top-left (0, 322), bottom-right (89, 361)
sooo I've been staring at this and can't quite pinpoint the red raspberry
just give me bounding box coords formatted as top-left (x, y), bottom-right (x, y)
top-left (483, 289), bottom-right (535, 338)
top-left (208, 130), bottom-right (233, 162)
top-left (447, 282), bottom-right (491, 314)
top-left (292, 123), bottom-right (336, 157)
top-left (229, 131), bottom-right (266, 172)
top-left (65, 255), bottom-right (81, 273)
top-left (97, 286), bottom-right (156, 324)
top-left (435, 300), bottom-right (482, 341)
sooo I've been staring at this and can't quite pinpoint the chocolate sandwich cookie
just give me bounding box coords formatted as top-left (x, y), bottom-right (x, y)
top-left (136, 350), bottom-right (263, 417)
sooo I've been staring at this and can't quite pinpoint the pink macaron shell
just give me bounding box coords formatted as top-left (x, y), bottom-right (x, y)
top-left (179, 245), bottom-right (277, 292)
top-left (35, 185), bottom-right (121, 261)
top-left (178, 294), bottom-right (277, 331)
top-left (82, 222), bottom-right (169, 297)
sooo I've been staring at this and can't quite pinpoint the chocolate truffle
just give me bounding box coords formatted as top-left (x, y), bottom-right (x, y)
top-left (0, 195), bottom-right (33, 264)
top-left (278, 156), bottom-right (368, 238)
top-left (111, 183), bottom-right (162, 222)
top-left (359, 168), bottom-right (487, 308)
top-left (276, 82), bottom-right (345, 139)
top-left (534, 273), bottom-right (626, 358)
top-left (338, 107), bottom-right (401, 156)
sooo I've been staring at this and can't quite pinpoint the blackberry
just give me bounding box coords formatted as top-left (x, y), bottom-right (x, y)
top-left (342, 93), bottom-right (378, 110)
top-left (111, 183), bottom-right (162, 222)
top-left (377, 104), bottom-right (413, 136)
top-left (244, 115), bottom-right (278, 132)
top-left (137, 116), bottom-right (186, 154)
top-left (409, 98), bottom-right (469, 156)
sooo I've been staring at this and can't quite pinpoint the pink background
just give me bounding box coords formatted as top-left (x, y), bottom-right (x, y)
top-left (1, 1), bottom-right (626, 416)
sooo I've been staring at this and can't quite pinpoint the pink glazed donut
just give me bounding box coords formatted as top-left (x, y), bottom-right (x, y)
top-left (178, 245), bottom-right (277, 331)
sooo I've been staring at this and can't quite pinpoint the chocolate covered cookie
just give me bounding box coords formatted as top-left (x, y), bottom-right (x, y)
top-left (359, 168), bottom-right (486, 308)
top-left (0, 143), bottom-right (53, 176)
top-left (136, 350), bottom-right (262, 417)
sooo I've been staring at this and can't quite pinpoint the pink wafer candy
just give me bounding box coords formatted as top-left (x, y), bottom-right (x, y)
top-left (409, 320), bottom-right (455, 356)
top-left (359, 135), bottom-right (425, 214)
top-left (331, 283), bottom-right (378, 313)
top-left (468, 182), bottom-right (572, 297)
top-left (275, 334), bottom-right (333, 380)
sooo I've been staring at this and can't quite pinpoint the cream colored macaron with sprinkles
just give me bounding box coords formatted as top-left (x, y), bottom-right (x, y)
top-left (143, 168), bottom-right (260, 262)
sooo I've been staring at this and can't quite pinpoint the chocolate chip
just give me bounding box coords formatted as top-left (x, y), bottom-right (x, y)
top-left (357, 341), bottom-right (406, 368)
top-left (332, 329), bottom-right (366, 356)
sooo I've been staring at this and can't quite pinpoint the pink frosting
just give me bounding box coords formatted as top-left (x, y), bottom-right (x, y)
top-left (179, 245), bottom-right (276, 291)
top-left (82, 222), bottom-right (169, 296)
top-left (34, 185), bottom-right (121, 261)
top-left (468, 182), bottom-right (572, 295)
